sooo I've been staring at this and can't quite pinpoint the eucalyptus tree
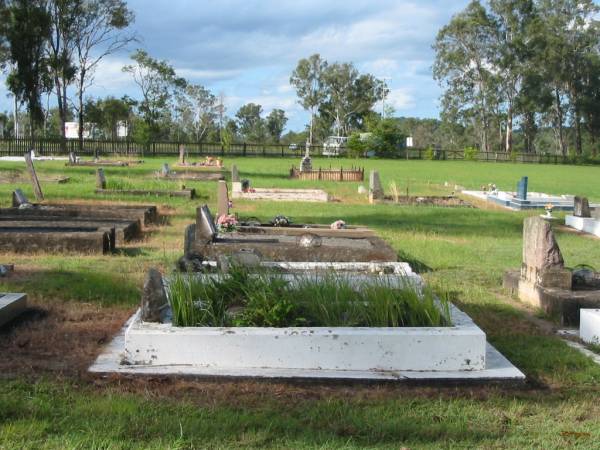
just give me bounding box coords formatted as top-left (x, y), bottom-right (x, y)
top-left (235, 103), bottom-right (265, 142)
top-left (266, 108), bottom-right (287, 143)
top-left (72, 0), bottom-right (135, 149)
top-left (290, 54), bottom-right (327, 147)
top-left (433, 0), bottom-right (499, 153)
top-left (175, 83), bottom-right (218, 142)
top-left (1, 0), bottom-right (52, 142)
top-left (319, 62), bottom-right (387, 137)
top-left (46, 0), bottom-right (80, 145)
top-left (123, 49), bottom-right (185, 142)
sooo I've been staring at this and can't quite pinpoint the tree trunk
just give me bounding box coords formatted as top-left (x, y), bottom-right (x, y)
top-left (505, 103), bottom-right (513, 154)
top-left (554, 88), bottom-right (566, 156)
top-left (574, 107), bottom-right (582, 156)
top-left (78, 69), bottom-right (86, 152)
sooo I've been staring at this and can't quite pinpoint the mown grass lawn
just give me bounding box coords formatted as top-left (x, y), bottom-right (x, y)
top-left (1, 156), bottom-right (600, 449)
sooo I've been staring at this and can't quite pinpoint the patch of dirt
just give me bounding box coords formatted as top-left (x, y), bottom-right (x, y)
top-left (0, 298), bottom-right (130, 379)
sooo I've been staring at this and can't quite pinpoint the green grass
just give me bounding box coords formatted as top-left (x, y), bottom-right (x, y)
top-left (2, 156), bottom-right (600, 448)
top-left (168, 269), bottom-right (450, 327)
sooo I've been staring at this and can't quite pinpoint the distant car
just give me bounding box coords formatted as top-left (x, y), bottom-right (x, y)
top-left (322, 136), bottom-right (348, 156)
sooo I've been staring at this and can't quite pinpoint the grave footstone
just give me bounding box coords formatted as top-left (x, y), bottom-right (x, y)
top-left (231, 165), bottom-right (240, 182)
top-left (96, 168), bottom-right (106, 189)
top-left (217, 180), bottom-right (229, 217)
top-left (516, 176), bottom-right (528, 200)
top-left (24, 151), bottom-right (44, 201)
top-left (140, 268), bottom-right (168, 323)
top-left (574, 196), bottom-right (591, 218)
top-left (521, 216), bottom-right (571, 289)
top-left (12, 189), bottom-right (30, 208)
top-left (369, 170), bottom-right (384, 203)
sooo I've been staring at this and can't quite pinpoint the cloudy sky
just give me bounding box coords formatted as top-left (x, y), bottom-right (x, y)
top-left (1, 0), bottom-right (470, 131)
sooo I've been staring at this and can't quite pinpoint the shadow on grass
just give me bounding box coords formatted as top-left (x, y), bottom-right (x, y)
top-left (4, 270), bottom-right (139, 307)
top-left (0, 307), bottom-right (48, 334)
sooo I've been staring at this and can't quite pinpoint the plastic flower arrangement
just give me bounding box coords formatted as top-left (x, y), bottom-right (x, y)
top-left (271, 215), bottom-right (291, 227)
top-left (330, 220), bottom-right (346, 230)
top-left (216, 214), bottom-right (238, 232)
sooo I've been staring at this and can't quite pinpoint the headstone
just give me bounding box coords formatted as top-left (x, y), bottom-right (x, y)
top-left (196, 205), bottom-right (217, 242)
top-left (161, 163), bottom-right (170, 176)
top-left (96, 168), bottom-right (106, 189)
top-left (217, 180), bottom-right (229, 217)
top-left (12, 189), bottom-right (30, 207)
top-left (574, 196), bottom-right (591, 218)
top-left (521, 216), bottom-right (571, 289)
top-left (178, 145), bottom-right (186, 165)
top-left (183, 223), bottom-right (196, 257)
top-left (368, 170), bottom-right (384, 203)
top-left (231, 165), bottom-right (240, 182)
top-left (68, 152), bottom-right (77, 164)
top-left (516, 176), bottom-right (528, 200)
top-left (140, 268), bottom-right (168, 323)
top-left (300, 145), bottom-right (312, 172)
top-left (24, 151), bottom-right (44, 201)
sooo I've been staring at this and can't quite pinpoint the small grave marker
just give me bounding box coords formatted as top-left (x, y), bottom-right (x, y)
top-left (516, 176), bottom-right (528, 200)
top-left (231, 165), bottom-right (240, 182)
top-left (96, 168), bottom-right (106, 189)
top-left (12, 189), bottom-right (30, 207)
top-left (178, 145), bottom-right (186, 165)
top-left (369, 170), bottom-right (384, 203)
top-left (24, 151), bottom-right (44, 201)
top-left (574, 196), bottom-right (591, 218)
top-left (217, 180), bottom-right (229, 217)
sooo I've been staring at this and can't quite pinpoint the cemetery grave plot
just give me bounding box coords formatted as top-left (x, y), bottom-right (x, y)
top-left (0, 169), bottom-right (69, 184)
top-left (66, 152), bottom-right (143, 167)
top-left (365, 170), bottom-right (473, 207)
top-left (503, 216), bottom-right (600, 325)
top-left (289, 165), bottom-right (364, 181)
top-left (90, 266), bottom-right (524, 382)
top-left (0, 293), bottom-right (27, 328)
top-left (174, 147), bottom-right (226, 171)
top-left (214, 182), bottom-right (375, 238)
top-left (462, 176), bottom-right (600, 212)
top-left (230, 165), bottom-right (330, 203)
top-left (565, 196), bottom-right (600, 238)
top-left (185, 205), bottom-right (398, 263)
top-left (0, 194), bottom-right (160, 253)
top-left (154, 164), bottom-right (224, 181)
top-left (94, 168), bottom-right (197, 199)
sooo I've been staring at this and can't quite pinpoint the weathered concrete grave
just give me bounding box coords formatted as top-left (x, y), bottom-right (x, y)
top-left (90, 267), bottom-right (524, 383)
top-left (0, 197), bottom-right (160, 253)
top-left (95, 171), bottom-right (196, 199)
top-left (0, 293), bottom-right (27, 327)
top-left (504, 216), bottom-right (600, 325)
top-left (187, 205), bottom-right (397, 263)
top-left (231, 176), bottom-right (330, 202)
top-left (565, 196), bottom-right (600, 238)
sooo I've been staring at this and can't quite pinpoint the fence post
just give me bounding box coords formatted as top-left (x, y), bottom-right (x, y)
top-left (243, 143), bottom-right (247, 157)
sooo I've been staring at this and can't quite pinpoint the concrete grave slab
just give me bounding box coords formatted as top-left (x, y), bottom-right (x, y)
top-left (0, 293), bottom-right (27, 327)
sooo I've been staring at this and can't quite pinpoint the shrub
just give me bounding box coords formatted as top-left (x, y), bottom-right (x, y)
top-left (346, 132), bottom-right (367, 158)
top-left (463, 146), bottom-right (478, 161)
top-left (424, 147), bottom-right (435, 160)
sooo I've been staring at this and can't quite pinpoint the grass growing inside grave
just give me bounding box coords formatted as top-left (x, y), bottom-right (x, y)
top-left (168, 268), bottom-right (449, 327)
top-left (2, 156), bottom-right (600, 448)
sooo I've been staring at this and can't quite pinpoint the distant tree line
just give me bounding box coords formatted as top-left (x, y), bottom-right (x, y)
top-left (433, 0), bottom-right (600, 157)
